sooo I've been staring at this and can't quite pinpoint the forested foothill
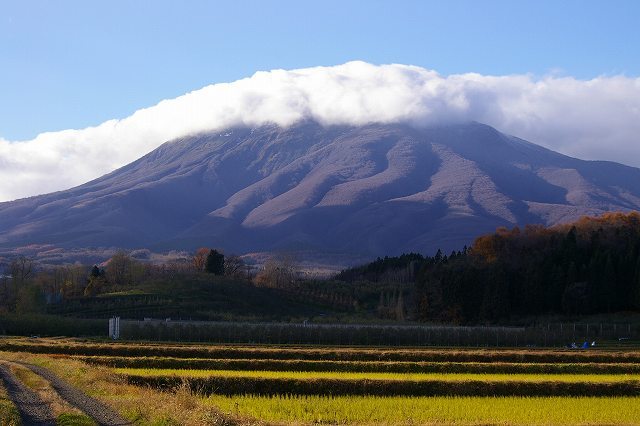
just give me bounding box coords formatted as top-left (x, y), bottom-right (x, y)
top-left (326, 211), bottom-right (640, 324)
top-left (415, 212), bottom-right (640, 323)
top-left (1, 212), bottom-right (640, 335)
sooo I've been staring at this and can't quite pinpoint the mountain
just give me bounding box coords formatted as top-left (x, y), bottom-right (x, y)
top-left (1, 121), bottom-right (640, 262)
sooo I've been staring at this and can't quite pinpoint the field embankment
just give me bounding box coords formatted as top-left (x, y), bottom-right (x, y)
top-left (4, 338), bottom-right (640, 363)
top-left (122, 370), bottom-right (640, 397)
top-left (78, 355), bottom-right (640, 374)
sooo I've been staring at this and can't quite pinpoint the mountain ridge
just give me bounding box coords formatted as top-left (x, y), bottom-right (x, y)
top-left (1, 120), bottom-right (639, 262)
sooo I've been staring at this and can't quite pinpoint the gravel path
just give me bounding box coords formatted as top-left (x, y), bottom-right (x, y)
top-left (19, 363), bottom-right (131, 426)
top-left (0, 363), bottom-right (55, 426)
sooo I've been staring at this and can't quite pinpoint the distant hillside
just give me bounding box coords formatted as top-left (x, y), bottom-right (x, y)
top-left (2, 121), bottom-right (640, 262)
top-left (45, 273), bottom-right (332, 322)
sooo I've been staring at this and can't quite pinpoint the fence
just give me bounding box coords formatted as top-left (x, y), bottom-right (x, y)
top-left (117, 319), bottom-right (640, 347)
top-left (531, 322), bottom-right (636, 346)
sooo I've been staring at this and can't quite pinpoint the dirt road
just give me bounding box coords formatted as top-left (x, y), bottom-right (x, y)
top-left (19, 363), bottom-right (131, 426)
top-left (0, 363), bottom-right (55, 426)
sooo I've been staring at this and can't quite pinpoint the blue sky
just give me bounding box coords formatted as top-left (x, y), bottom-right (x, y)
top-left (1, 0), bottom-right (639, 141)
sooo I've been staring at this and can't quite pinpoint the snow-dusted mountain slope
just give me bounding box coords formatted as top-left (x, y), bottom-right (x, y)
top-left (1, 121), bottom-right (639, 257)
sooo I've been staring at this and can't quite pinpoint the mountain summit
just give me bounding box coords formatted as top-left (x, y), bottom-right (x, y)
top-left (1, 121), bottom-right (639, 260)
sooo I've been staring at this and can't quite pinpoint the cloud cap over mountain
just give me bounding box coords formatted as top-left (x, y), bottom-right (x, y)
top-left (2, 61), bottom-right (640, 202)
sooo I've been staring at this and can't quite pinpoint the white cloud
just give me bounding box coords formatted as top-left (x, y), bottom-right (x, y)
top-left (2, 61), bottom-right (640, 202)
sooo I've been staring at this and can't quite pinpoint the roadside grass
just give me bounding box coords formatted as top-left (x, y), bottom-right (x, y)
top-left (115, 367), bottom-right (640, 383)
top-left (56, 413), bottom-right (97, 426)
top-left (207, 394), bottom-right (640, 425)
top-left (0, 380), bottom-right (20, 426)
top-left (0, 352), bottom-right (242, 426)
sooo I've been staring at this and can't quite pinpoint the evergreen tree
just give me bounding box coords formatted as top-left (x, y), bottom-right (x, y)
top-left (90, 265), bottom-right (102, 278)
top-left (566, 262), bottom-right (577, 285)
top-left (205, 249), bottom-right (225, 275)
top-left (563, 226), bottom-right (578, 259)
top-left (395, 289), bottom-right (405, 321)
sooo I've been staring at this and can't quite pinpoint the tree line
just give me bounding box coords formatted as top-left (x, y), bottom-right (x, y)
top-left (333, 212), bottom-right (640, 323)
top-left (415, 212), bottom-right (640, 323)
top-left (0, 247), bottom-right (246, 315)
top-left (3, 212), bottom-right (639, 323)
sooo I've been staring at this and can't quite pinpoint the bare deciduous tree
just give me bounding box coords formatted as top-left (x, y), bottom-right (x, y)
top-left (254, 254), bottom-right (298, 289)
top-left (224, 254), bottom-right (245, 278)
top-left (106, 251), bottom-right (143, 286)
top-left (10, 256), bottom-right (34, 286)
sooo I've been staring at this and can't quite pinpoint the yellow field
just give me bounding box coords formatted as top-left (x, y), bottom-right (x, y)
top-left (116, 367), bottom-right (640, 383)
top-left (207, 395), bottom-right (640, 425)
top-left (4, 338), bottom-right (640, 425)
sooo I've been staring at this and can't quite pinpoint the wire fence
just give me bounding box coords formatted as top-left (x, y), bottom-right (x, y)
top-left (118, 319), bottom-right (639, 347)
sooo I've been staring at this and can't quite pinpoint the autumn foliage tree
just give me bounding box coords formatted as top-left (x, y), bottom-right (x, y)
top-left (192, 247), bottom-right (209, 272)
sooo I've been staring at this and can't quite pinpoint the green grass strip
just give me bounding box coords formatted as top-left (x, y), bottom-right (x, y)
top-left (0, 380), bottom-right (20, 426)
top-left (57, 413), bottom-right (97, 426)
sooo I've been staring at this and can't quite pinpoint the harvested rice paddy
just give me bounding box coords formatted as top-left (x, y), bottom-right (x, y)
top-left (207, 395), bottom-right (640, 425)
top-left (116, 367), bottom-right (640, 383)
top-left (3, 337), bottom-right (640, 424)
